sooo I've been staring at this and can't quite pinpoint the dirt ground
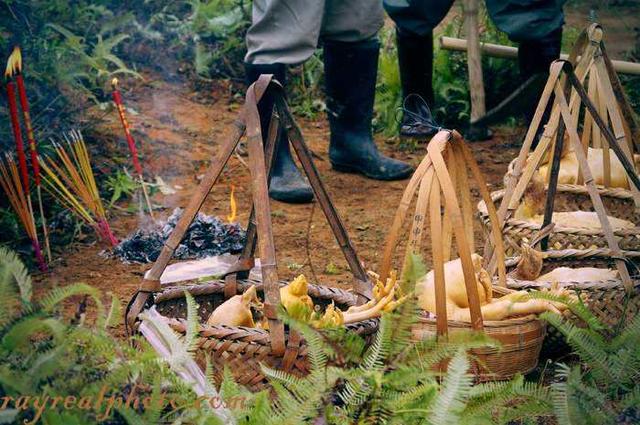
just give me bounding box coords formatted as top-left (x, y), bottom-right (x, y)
top-left (31, 1), bottom-right (639, 336)
top-left (32, 74), bottom-right (520, 334)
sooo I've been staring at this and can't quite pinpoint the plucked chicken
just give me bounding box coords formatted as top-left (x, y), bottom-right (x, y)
top-left (537, 146), bottom-right (640, 189)
top-left (207, 285), bottom-right (261, 327)
top-left (514, 178), bottom-right (635, 231)
top-left (416, 254), bottom-right (573, 322)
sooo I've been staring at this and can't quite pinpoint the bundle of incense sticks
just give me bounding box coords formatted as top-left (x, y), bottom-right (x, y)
top-left (39, 130), bottom-right (118, 247)
top-left (0, 155), bottom-right (47, 271)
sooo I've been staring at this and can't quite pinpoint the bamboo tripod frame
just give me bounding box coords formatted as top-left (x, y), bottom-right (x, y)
top-left (380, 130), bottom-right (507, 336)
top-left (561, 24), bottom-right (639, 190)
top-left (126, 75), bottom-right (372, 355)
top-left (486, 56), bottom-right (640, 291)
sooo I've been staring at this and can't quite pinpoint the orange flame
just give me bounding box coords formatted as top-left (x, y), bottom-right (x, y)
top-left (111, 77), bottom-right (119, 89)
top-left (5, 46), bottom-right (22, 78)
top-left (227, 185), bottom-right (237, 223)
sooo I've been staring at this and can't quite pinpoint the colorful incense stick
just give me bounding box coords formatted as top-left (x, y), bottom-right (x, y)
top-left (110, 78), bottom-right (155, 220)
top-left (5, 58), bottom-right (29, 192)
top-left (0, 155), bottom-right (47, 271)
top-left (11, 46), bottom-right (52, 262)
top-left (40, 130), bottom-right (118, 247)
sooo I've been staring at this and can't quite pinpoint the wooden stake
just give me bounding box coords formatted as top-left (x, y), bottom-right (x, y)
top-left (463, 0), bottom-right (486, 121)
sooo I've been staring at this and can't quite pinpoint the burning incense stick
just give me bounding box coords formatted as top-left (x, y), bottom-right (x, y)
top-left (4, 47), bottom-right (46, 268)
top-left (110, 78), bottom-right (155, 220)
top-left (40, 130), bottom-right (118, 247)
top-left (5, 50), bottom-right (29, 193)
top-left (0, 155), bottom-right (47, 271)
top-left (10, 46), bottom-right (52, 262)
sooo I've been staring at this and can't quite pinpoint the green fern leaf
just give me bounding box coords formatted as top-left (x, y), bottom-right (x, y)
top-left (431, 349), bottom-right (473, 425)
top-left (183, 291), bottom-right (200, 352)
top-left (0, 247), bottom-right (32, 304)
top-left (104, 292), bottom-right (122, 329)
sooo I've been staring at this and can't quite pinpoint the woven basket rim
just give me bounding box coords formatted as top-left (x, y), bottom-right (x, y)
top-left (477, 187), bottom-right (640, 235)
top-left (504, 277), bottom-right (640, 290)
top-left (417, 313), bottom-right (542, 328)
top-left (144, 278), bottom-right (379, 346)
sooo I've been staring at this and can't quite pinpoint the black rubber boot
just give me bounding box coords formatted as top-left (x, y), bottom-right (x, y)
top-left (518, 28), bottom-right (563, 148)
top-left (323, 39), bottom-right (414, 181)
top-left (245, 63), bottom-right (313, 203)
top-left (396, 29), bottom-right (438, 138)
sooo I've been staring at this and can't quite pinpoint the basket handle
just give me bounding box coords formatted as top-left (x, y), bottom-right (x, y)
top-left (380, 132), bottom-right (449, 281)
top-left (244, 83), bottom-right (287, 354)
top-left (273, 89), bottom-right (373, 302)
top-left (222, 83), bottom-right (373, 303)
top-left (125, 76), bottom-right (273, 335)
top-left (426, 135), bottom-right (484, 331)
top-left (381, 131), bottom-right (485, 333)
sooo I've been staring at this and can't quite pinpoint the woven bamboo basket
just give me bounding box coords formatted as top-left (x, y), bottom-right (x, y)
top-left (503, 248), bottom-right (640, 355)
top-left (126, 76), bottom-right (378, 392)
top-left (484, 26), bottom-right (640, 257)
top-left (381, 130), bottom-right (545, 382)
top-left (478, 183), bottom-right (640, 256)
top-left (412, 286), bottom-right (545, 381)
top-left (148, 279), bottom-right (378, 391)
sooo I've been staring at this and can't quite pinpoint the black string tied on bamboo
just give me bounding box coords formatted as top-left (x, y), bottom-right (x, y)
top-left (396, 94), bottom-right (443, 135)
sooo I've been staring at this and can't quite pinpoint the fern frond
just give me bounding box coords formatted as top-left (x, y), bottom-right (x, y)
top-left (2, 316), bottom-right (66, 350)
top-left (528, 290), bottom-right (603, 332)
top-left (39, 283), bottom-right (105, 321)
top-left (104, 292), bottom-right (122, 329)
top-left (611, 314), bottom-right (640, 351)
top-left (183, 291), bottom-right (200, 352)
top-left (261, 365), bottom-right (304, 388)
top-left (541, 313), bottom-right (615, 381)
top-left (278, 305), bottom-right (332, 369)
top-left (400, 252), bottom-right (427, 294)
top-left (431, 349), bottom-right (473, 425)
top-left (0, 246), bottom-right (32, 304)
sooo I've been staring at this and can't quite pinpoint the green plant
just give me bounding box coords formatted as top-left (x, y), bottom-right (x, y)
top-left (147, 0), bottom-right (250, 79)
top-left (48, 22), bottom-right (141, 102)
top-left (289, 54), bottom-right (326, 119)
top-left (0, 247), bottom-right (213, 424)
top-left (105, 169), bottom-right (139, 206)
top-left (375, 28), bottom-right (403, 138)
top-left (539, 302), bottom-right (640, 424)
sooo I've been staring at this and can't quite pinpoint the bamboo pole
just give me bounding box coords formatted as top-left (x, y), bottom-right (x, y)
top-left (440, 36), bottom-right (640, 76)
top-left (462, 0), bottom-right (486, 121)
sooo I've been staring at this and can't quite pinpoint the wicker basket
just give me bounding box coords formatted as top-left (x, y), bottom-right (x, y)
top-left (381, 130), bottom-right (546, 381)
top-left (413, 286), bottom-right (545, 381)
top-left (478, 184), bottom-right (640, 257)
top-left (145, 279), bottom-right (377, 391)
top-left (503, 249), bottom-right (640, 356)
top-left (126, 75), bottom-right (378, 392)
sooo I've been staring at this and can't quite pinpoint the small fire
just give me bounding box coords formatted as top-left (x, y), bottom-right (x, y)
top-left (227, 185), bottom-right (237, 223)
top-left (111, 77), bottom-right (119, 89)
top-left (4, 46), bottom-right (22, 78)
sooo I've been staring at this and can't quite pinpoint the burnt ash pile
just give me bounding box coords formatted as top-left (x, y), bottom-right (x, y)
top-left (112, 208), bottom-right (246, 263)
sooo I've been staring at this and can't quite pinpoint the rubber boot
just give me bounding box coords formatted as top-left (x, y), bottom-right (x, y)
top-left (245, 63), bottom-right (313, 203)
top-left (323, 39), bottom-right (414, 181)
top-left (396, 28), bottom-right (438, 138)
top-left (518, 28), bottom-right (563, 148)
